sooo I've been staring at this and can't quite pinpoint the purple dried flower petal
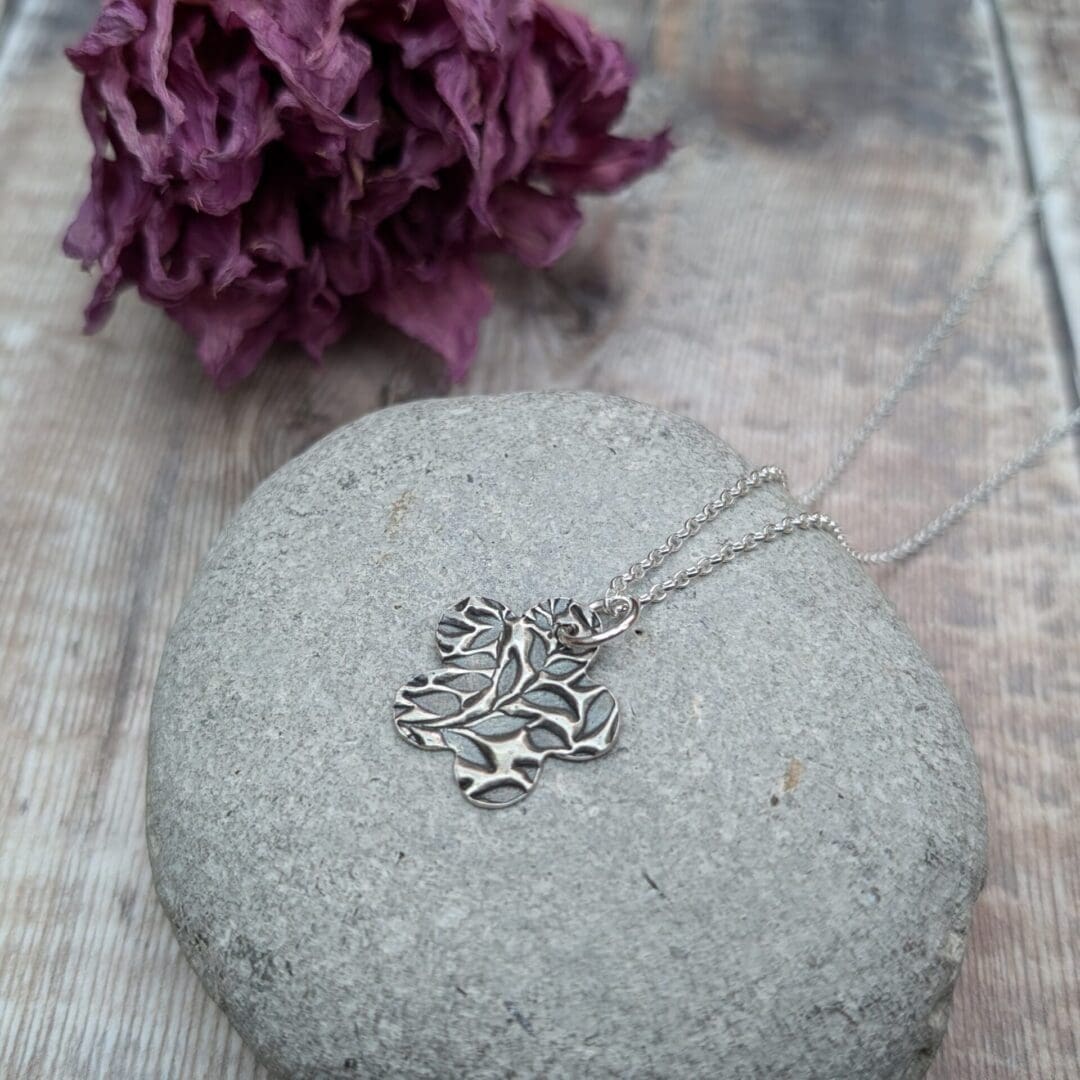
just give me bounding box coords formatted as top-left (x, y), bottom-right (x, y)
top-left (488, 183), bottom-right (581, 267)
top-left (443, 0), bottom-right (501, 54)
top-left (431, 50), bottom-right (483, 163)
top-left (371, 5), bottom-right (460, 69)
top-left (368, 259), bottom-right (493, 380)
top-left (212, 0), bottom-right (374, 123)
top-left (67, 0), bottom-right (145, 60)
top-left (544, 130), bottom-right (673, 194)
top-left (64, 0), bottom-right (671, 384)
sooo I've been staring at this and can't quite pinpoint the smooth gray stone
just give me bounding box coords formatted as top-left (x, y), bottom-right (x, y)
top-left (148, 391), bottom-right (987, 1080)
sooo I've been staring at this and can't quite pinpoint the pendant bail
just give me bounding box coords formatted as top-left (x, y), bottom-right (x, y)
top-left (557, 596), bottom-right (640, 648)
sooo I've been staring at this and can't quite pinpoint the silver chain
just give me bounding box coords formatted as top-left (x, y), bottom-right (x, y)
top-left (835, 410), bottom-right (1080, 564)
top-left (578, 132), bottom-right (1080, 633)
top-left (562, 468), bottom-right (849, 643)
top-left (599, 466), bottom-right (852, 611)
top-left (799, 128), bottom-right (1080, 510)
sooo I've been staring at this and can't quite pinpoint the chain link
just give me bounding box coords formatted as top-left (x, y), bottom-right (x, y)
top-left (596, 399), bottom-right (1080, 614)
top-left (846, 408), bottom-right (1080, 564)
top-left (798, 129), bottom-right (1080, 510)
top-left (599, 466), bottom-right (855, 611)
top-left (589, 130), bottom-right (1080, 624)
top-left (799, 129), bottom-right (1080, 509)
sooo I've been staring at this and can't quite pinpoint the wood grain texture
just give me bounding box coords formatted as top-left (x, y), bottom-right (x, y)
top-left (993, 0), bottom-right (1080, 392)
top-left (1, 1), bottom-right (1078, 1077)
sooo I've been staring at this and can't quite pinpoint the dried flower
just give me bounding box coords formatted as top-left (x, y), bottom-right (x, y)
top-left (63, 0), bottom-right (670, 385)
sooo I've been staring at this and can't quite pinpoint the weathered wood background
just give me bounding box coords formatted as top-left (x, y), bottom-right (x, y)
top-left (1, 0), bottom-right (1078, 1076)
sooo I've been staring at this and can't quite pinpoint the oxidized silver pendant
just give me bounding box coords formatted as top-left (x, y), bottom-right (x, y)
top-left (394, 597), bottom-right (621, 808)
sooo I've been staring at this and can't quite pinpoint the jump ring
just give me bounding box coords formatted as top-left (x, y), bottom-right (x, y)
top-left (557, 596), bottom-right (640, 648)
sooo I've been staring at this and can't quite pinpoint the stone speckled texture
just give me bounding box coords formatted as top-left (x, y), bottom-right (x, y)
top-left (147, 392), bottom-right (987, 1080)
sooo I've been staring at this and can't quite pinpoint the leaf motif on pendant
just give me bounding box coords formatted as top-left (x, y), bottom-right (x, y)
top-left (394, 596), bottom-right (620, 808)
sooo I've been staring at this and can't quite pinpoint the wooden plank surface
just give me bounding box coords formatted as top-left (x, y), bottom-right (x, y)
top-left (995, 0), bottom-right (1080, 388)
top-left (1, 1), bottom-right (1078, 1077)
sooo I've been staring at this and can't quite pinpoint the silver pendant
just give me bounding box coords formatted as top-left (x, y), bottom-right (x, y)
top-left (394, 597), bottom-right (621, 808)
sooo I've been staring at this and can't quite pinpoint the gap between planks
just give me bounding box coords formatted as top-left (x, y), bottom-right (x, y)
top-left (983, 0), bottom-right (1080, 474)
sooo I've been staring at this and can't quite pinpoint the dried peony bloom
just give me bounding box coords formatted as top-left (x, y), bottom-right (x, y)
top-left (63, 0), bottom-right (671, 384)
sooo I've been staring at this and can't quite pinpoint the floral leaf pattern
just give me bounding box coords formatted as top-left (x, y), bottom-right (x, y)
top-left (395, 597), bottom-right (620, 808)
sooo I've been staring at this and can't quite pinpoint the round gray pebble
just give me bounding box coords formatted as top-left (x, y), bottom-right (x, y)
top-left (147, 391), bottom-right (987, 1080)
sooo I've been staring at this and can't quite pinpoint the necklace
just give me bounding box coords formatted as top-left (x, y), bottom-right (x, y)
top-left (394, 134), bottom-right (1080, 809)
